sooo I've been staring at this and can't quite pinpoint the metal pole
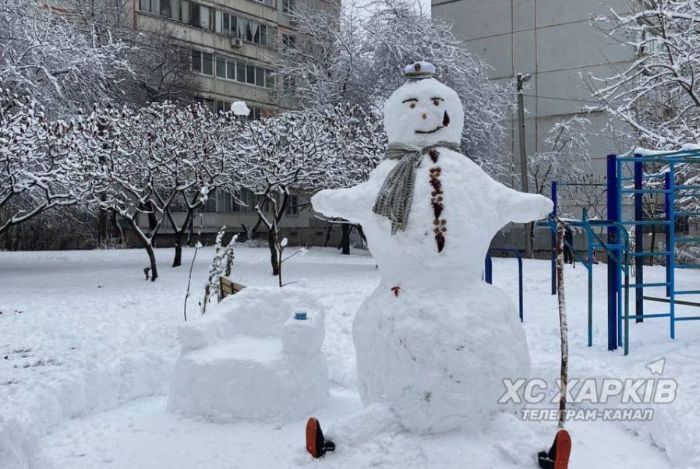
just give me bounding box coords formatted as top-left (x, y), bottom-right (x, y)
top-left (634, 154), bottom-right (644, 322)
top-left (606, 154), bottom-right (619, 351)
top-left (551, 181), bottom-right (558, 295)
top-left (517, 73), bottom-right (533, 258)
top-left (484, 255), bottom-right (493, 284)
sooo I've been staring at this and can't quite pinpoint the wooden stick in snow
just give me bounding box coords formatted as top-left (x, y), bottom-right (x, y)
top-left (556, 221), bottom-right (569, 429)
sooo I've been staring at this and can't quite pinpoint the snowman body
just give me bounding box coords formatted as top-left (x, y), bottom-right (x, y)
top-left (312, 73), bottom-right (552, 433)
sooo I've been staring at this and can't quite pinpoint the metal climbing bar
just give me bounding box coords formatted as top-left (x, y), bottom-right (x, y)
top-left (548, 149), bottom-right (700, 355)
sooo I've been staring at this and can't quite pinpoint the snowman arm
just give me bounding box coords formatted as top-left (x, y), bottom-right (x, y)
top-left (311, 184), bottom-right (371, 224)
top-left (493, 183), bottom-right (554, 224)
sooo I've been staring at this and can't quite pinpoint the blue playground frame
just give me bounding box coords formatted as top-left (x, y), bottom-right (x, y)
top-left (484, 248), bottom-right (524, 322)
top-left (545, 149), bottom-right (700, 355)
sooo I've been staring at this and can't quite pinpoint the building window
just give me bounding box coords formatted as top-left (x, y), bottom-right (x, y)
top-left (283, 75), bottom-right (295, 93)
top-left (233, 189), bottom-right (256, 212)
top-left (191, 49), bottom-right (275, 89)
top-left (255, 68), bottom-right (265, 87)
top-left (146, 1), bottom-right (272, 47)
top-left (266, 71), bottom-right (275, 89)
top-left (199, 5), bottom-right (211, 30)
top-left (204, 189), bottom-right (217, 212)
top-left (282, 0), bottom-right (294, 15)
top-left (216, 56), bottom-right (226, 78)
top-left (180, 0), bottom-right (190, 22)
top-left (191, 49), bottom-right (201, 73)
top-left (237, 62), bottom-right (246, 83)
top-left (246, 65), bottom-right (255, 84)
top-left (160, 0), bottom-right (175, 18)
top-left (286, 195), bottom-right (299, 216)
top-left (202, 52), bottom-right (213, 75)
top-left (139, 0), bottom-right (159, 13)
top-left (282, 34), bottom-right (295, 50)
top-left (215, 10), bottom-right (223, 33)
top-left (217, 190), bottom-right (234, 212)
top-left (227, 60), bottom-right (237, 81)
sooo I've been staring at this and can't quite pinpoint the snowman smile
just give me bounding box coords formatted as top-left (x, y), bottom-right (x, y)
top-left (415, 111), bottom-right (451, 134)
top-left (415, 126), bottom-right (444, 134)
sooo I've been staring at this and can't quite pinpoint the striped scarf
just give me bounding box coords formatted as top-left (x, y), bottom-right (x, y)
top-left (372, 141), bottom-right (461, 234)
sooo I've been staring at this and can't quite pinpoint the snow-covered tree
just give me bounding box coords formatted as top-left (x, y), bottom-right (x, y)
top-left (0, 0), bottom-right (194, 117)
top-left (230, 103), bottom-right (384, 275)
top-left (0, 0), bottom-right (131, 116)
top-left (274, 0), bottom-right (512, 179)
top-left (595, 0), bottom-right (700, 148)
top-left (78, 102), bottom-right (241, 279)
top-left (528, 117), bottom-right (591, 197)
top-left (0, 91), bottom-right (87, 235)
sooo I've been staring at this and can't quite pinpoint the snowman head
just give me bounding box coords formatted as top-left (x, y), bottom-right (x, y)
top-left (383, 62), bottom-right (464, 147)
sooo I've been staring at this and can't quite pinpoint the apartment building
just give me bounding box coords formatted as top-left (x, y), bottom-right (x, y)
top-left (432, 0), bottom-right (636, 178)
top-left (133, 0), bottom-right (308, 117)
top-left (128, 0), bottom-right (350, 246)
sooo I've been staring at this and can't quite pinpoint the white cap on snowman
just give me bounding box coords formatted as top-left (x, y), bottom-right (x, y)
top-left (383, 62), bottom-right (465, 148)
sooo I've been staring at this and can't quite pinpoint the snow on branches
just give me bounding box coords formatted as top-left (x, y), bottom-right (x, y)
top-left (275, 0), bottom-right (511, 179)
top-left (529, 117), bottom-right (592, 197)
top-left (593, 2), bottom-right (700, 222)
top-left (231, 104), bottom-right (384, 276)
top-left (76, 102), bottom-right (242, 279)
top-left (594, 0), bottom-right (700, 149)
top-left (0, 90), bottom-right (87, 235)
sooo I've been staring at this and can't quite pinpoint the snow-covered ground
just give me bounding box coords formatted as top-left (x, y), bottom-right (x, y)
top-left (1, 246), bottom-right (699, 468)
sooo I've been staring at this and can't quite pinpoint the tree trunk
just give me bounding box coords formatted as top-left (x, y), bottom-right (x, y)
top-left (357, 224), bottom-right (367, 247)
top-left (172, 208), bottom-right (196, 268)
top-left (341, 223), bottom-right (351, 255)
top-left (97, 209), bottom-right (108, 246)
top-left (268, 228), bottom-right (280, 276)
top-left (110, 211), bottom-right (125, 246)
top-left (127, 216), bottom-right (159, 281)
top-left (173, 232), bottom-right (184, 268)
top-left (323, 224), bottom-right (333, 247)
top-left (145, 244), bottom-right (159, 282)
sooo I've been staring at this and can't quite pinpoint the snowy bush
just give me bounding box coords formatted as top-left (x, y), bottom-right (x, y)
top-left (201, 227), bottom-right (238, 315)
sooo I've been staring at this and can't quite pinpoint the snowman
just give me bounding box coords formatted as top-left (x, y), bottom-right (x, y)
top-left (311, 62), bottom-right (553, 435)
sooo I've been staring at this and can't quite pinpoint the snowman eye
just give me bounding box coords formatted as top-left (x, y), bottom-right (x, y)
top-left (402, 98), bottom-right (419, 109)
top-left (431, 97), bottom-right (443, 106)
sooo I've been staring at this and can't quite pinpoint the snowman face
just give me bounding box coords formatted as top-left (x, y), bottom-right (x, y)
top-left (383, 78), bottom-right (465, 147)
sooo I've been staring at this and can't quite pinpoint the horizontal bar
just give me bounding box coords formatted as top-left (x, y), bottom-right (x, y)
top-left (620, 189), bottom-right (670, 195)
top-left (621, 313), bottom-right (671, 320)
top-left (675, 211), bottom-right (700, 217)
top-left (675, 290), bottom-right (700, 295)
top-left (644, 296), bottom-right (700, 307)
top-left (675, 264), bottom-right (700, 269)
top-left (676, 237), bottom-right (700, 243)
top-left (629, 251), bottom-right (671, 257)
top-left (675, 316), bottom-right (700, 321)
top-left (619, 220), bottom-right (672, 226)
top-left (628, 282), bottom-right (670, 289)
top-left (676, 185), bottom-right (700, 191)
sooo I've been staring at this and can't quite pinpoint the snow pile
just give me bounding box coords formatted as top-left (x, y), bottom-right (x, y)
top-left (312, 68), bottom-right (551, 434)
top-left (231, 101), bottom-right (250, 117)
top-left (167, 285), bottom-right (329, 422)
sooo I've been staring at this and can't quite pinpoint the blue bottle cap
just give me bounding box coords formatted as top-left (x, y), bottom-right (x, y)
top-left (294, 311), bottom-right (307, 320)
